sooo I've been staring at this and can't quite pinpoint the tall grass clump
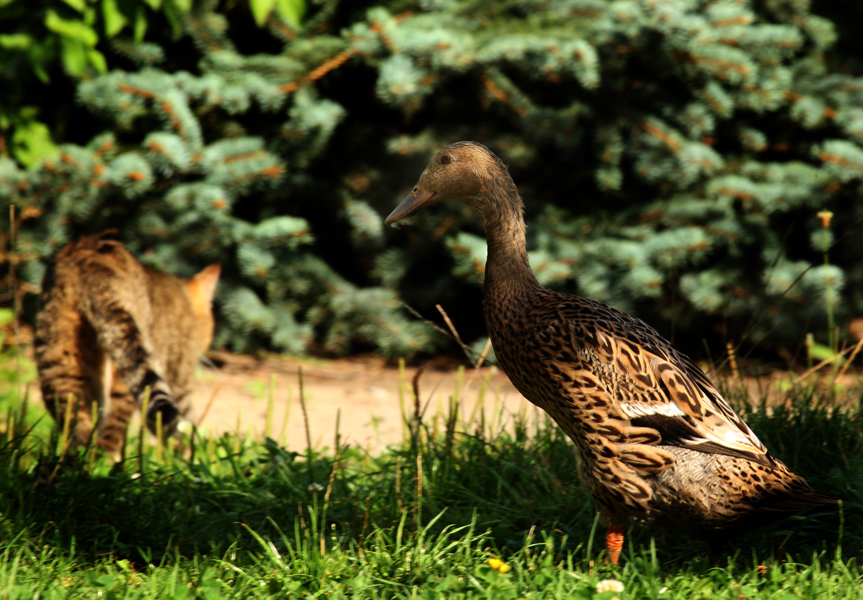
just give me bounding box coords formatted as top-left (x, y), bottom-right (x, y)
top-left (1, 360), bottom-right (862, 597)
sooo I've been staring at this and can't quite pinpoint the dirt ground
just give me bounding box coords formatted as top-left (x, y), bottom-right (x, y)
top-left (187, 352), bottom-right (531, 453)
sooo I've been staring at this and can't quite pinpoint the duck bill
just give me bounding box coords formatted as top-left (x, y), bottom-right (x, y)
top-left (385, 185), bottom-right (437, 224)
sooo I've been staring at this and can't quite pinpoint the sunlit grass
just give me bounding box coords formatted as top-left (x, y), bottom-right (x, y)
top-left (1, 361), bottom-right (861, 598)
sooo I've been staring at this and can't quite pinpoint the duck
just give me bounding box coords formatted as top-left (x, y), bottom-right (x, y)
top-left (385, 141), bottom-right (836, 564)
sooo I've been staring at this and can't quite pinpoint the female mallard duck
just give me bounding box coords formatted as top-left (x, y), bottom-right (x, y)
top-left (386, 141), bottom-right (836, 564)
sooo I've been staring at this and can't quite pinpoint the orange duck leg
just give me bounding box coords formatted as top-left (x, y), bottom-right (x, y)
top-left (606, 525), bottom-right (625, 565)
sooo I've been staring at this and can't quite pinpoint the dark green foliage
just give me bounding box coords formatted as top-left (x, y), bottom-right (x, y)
top-left (0, 0), bottom-right (200, 167)
top-left (2, 0), bottom-right (863, 356)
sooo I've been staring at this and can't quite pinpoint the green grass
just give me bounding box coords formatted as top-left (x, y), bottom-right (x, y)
top-left (1, 364), bottom-right (862, 599)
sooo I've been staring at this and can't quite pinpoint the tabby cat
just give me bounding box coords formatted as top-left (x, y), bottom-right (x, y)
top-left (35, 230), bottom-right (220, 453)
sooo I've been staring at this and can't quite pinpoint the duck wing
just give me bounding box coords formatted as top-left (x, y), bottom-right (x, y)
top-left (547, 294), bottom-right (775, 468)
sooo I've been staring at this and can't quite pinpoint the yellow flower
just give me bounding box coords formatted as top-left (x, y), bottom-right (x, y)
top-left (818, 210), bottom-right (833, 229)
top-left (487, 558), bottom-right (511, 573)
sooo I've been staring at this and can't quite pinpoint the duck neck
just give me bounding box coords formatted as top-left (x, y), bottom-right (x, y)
top-left (477, 193), bottom-right (540, 298)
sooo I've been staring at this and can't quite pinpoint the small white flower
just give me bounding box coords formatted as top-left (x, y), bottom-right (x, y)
top-left (176, 419), bottom-right (194, 436)
top-left (659, 587), bottom-right (668, 594)
top-left (596, 579), bottom-right (625, 594)
top-left (308, 482), bottom-right (325, 493)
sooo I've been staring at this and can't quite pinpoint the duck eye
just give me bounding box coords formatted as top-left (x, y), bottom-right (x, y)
top-left (441, 155), bottom-right (453, 165)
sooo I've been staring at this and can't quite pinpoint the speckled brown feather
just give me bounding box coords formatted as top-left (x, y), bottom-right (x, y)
top-left (34, 231), bottom-right (219, 453)
top-left (387, 141), bottom-right (836, 546)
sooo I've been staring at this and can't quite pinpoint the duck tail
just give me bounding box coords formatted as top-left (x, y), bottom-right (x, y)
top-left (766, 490), bottom-right (839, 512)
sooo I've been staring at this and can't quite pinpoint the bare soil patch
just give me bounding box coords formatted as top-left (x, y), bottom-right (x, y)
top-left (189, 352), bottom-right (528, 453)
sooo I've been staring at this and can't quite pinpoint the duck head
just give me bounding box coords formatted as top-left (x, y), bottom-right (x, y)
top-left (385, 141), bottom-right (518, 225)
